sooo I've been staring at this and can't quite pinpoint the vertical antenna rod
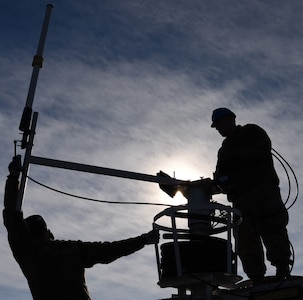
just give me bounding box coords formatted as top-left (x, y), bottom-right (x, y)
top-left (16, 113), bottom-right (39, 211)
top-left (19, 4), bottom-right (53, 148)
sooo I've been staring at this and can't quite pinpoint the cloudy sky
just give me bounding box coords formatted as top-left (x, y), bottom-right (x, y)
top-left (1, 1), bottom-right (303, 299)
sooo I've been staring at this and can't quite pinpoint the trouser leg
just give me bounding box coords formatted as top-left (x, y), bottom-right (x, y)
top-left (259, 209), bottom-right (291, 278)
top-left (237, 216), bottom-right (266, 280)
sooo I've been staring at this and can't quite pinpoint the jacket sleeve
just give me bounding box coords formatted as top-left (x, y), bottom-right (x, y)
top-left (3, 175), bottom-right (19, 211)
top-left (81, 235), bottom-right (147, 267)
top-left (3, 176), bottom-right (29, 255)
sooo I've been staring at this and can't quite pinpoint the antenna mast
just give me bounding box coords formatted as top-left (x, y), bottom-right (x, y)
top-left (19, 4), bottom-right (53, 148)
top-left (16, 4), bottom-right (54, 211)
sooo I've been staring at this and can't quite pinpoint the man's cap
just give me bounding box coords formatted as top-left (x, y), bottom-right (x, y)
top-left (211, 108), bottom-right (236, 127)
top-left (25, 215), bottom-right (47, 238)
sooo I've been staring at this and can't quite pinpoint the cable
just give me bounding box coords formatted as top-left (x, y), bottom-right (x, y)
top-left (27, 176), bottom-right (172, 207)
top-left (271, 148), bottom-right (299, 210)
top-left (271, 151), bottom-right (291, 206)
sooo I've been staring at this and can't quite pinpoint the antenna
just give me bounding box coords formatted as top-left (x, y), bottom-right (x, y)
top-left (16, 4), bottom-right (54, 211)
top-left (19, 4), bottom-right (53, 149)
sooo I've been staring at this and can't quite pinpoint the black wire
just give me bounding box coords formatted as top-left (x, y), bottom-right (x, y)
top-left (271, 151), bottom-right (291, 205)
top-left (271, 148), bottom-right (299, 210)
top-left (271, 149), bottom-right (297, 275)
top-left (27, 176), bottom-right (172, 207)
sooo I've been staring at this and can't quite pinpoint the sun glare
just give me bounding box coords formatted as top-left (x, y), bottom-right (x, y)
top-left (173, 190), bottom-right (187, 205)
top-left (157, 158), bottom-right (215, 206)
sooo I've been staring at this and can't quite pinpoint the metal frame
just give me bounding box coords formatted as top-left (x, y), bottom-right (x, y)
top-left (153, 204), bottom-right (242, 287)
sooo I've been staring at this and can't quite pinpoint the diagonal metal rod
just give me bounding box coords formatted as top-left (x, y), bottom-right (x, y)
top-left (29, 155), bottom-right (186, 185)
top-left (19, 4), bottom-right (53, 148)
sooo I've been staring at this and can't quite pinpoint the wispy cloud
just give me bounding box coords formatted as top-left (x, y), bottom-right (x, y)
top-left (0, 1), bottom-right (302, 299)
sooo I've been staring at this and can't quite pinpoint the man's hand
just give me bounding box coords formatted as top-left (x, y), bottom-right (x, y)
top-left (142, 229), bottom-right (160, 245)
top-left (4, 156), bottom-right (22, 211)
top-left (157, 171), bottom-right (178, 198)
top-left (8, 155), bottom-right (22, 178)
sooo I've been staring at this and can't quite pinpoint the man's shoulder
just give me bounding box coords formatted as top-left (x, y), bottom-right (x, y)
top-left (241, 123), bottom-right (267, 134)
top-left (242, 123), bottom-right (262, 130)
top-left (3, 209), bottom-right (25, 229)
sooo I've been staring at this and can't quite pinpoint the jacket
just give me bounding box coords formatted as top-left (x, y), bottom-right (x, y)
top-left (215, 124), bottom-right (280, 198)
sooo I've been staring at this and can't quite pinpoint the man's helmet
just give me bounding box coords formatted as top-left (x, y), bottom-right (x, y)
top-left (211, 108), bottom-right (236, 127)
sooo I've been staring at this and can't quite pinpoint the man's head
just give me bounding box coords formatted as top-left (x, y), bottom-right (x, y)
top-left (25, 215), bottom-right (54, 241)
top-left (211, 108), bottom-right (236, 137)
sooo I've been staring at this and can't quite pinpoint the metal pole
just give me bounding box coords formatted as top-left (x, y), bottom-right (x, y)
top-left (28, 155), bottom-right (185, 185)
top-left (153, 222), bottom-right (162, 280)
top-left (19, 4), bottom-right (54, 147)
top-left (171, 210), bottom-right (183, 277)
top-left (27, 4), bottom-right (53, 109)
top-left (226, 212), bottom-right (232, 274)
top-left (16, 112), bottom-right (39, 211)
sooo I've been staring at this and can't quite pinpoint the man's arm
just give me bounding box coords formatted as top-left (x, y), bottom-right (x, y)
top-left (4, 155), bottom-right (22, 210)
top-left (81, 229), bottom-right (160, 266)
top-left (3, 156), bottom-right (28, 251)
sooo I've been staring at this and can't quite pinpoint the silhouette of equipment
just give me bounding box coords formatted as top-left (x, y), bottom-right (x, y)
top-left (154, 174), bottom-right (243, 299)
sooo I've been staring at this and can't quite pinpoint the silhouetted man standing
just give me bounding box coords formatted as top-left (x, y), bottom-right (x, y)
top-left (211, 108), bottom-right (291, 284)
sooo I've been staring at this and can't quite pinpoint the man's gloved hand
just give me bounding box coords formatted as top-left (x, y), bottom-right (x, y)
top-left (142, 229), bottom-right (160, 245)
top-left (8, 155), bottom-right (22, 178)
top-left (157, 171), bottom-right (178, 198)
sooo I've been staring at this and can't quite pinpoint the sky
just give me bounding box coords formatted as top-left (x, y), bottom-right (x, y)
top-left (0, 1), bottom-right (303, 299)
